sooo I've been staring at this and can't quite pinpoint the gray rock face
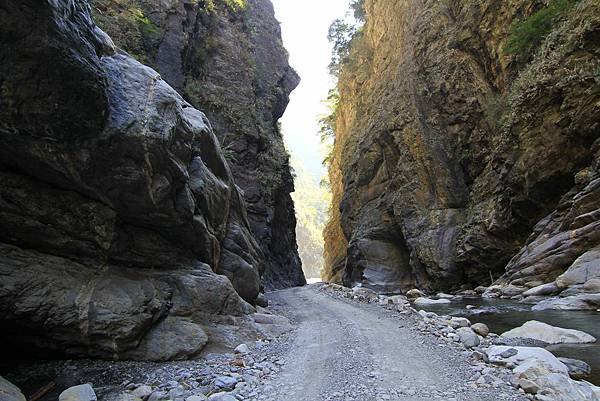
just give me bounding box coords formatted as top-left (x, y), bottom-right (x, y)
top-left (0, 0), bottom-right (269, 360)
top-left (92, 0), bottom-right (306, 290)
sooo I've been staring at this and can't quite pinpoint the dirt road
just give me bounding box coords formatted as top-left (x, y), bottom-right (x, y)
top-left (255, 285), bottom-right (527, 401)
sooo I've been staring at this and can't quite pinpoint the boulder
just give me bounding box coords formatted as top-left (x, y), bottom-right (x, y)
top-left (471, 323), bottom-right (490, 337)
top-left (436, 292), bottom-right (455, 299)
top-left (532, 294), bottom-right (600, 311)
top-left (522, 283), bottom-right (560, 297)
top-left (213, 376), bottom-right (237, 390)
top-left (558, 357), bottom-right (592, 379)
top-left (0, 376), bottom-right (25, 401)
top-left (456, 327), bottom-right (480, 348)
top-left (59, 384), bottom-right (97, 401)
top-left (555, 247), bottom-right (600, 289)
top-left (486, 346), bottom-right (568, 374)
top-left (513, 359), bottom-right (600, 401)
top-left (131, 386), bottom-right (153, 400)
top-left (501, 320), bottom-right (596, 344)
top-left (414, 297), bottom-right (451, 306)
top-left (447, 317), bottom-right (471, 329)
top-left (406, 289), bottom-right (424, 299)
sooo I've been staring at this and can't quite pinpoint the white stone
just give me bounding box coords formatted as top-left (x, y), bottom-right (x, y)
top-left (59, 384), bottom-right (97, 401)
top-left (501, 320), bottom-right (596, 344)
top-left (532, 294), bottom-right (600, 311)
top-left (414, 297), bottom-right (451, 306)
top-left (234, 343), bottom-right (250, 354)
top-left (486, 346), bottom-right (568, 374)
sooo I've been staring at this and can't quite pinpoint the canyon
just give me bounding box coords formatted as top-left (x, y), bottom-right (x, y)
top-left (0, 0), bottom-right (599, 400)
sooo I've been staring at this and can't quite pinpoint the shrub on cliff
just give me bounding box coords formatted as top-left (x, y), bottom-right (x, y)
top-left (505, 0), bottom-right (577, 57)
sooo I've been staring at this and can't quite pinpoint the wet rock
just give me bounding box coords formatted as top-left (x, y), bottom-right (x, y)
top-left (59, 384), bottom-right (97, 401)
top-left (0, 376), bottom-right (25, 401)
top-left (501, 320), bottom-right (596, 344)
top-left (532, 294), bottom-right (600, 311)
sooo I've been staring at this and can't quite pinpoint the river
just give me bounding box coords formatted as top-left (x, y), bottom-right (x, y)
top-left (415, 297), bottom-right (600, 386)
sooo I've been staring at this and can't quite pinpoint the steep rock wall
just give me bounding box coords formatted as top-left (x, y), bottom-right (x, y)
top-left (324, 0), bottom-right (600, 293)
top-left (92, 0), bottom-right (305, 289)
top-left (0, 0), bottom-right (274, 360)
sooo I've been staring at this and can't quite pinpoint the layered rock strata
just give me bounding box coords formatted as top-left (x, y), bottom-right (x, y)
top-left (324, 0), bottom-right (600, 295)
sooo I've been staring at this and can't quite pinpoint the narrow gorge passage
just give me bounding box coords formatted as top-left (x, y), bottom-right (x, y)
top-left (254, 285), bottom-right (526, 401)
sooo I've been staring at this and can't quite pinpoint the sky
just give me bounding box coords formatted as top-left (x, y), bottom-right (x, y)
top-left (271, 0), bottom-right (351, 180)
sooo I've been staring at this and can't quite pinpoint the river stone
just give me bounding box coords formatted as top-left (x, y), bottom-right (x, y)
top-left (456, 327), bottom-right (480, 348)
top-left (406, 289), bottom-right (424, 298)
top-left (450, 317), bottom-right (471, 328)
top-left (471, 323), bottom-right (490, 337)
top-left (59, 384), bottom-right (97, 401)
top-left (0, 376), bottom-right (25, 401)
top-left (414, 297), bottom-right (451, 306)
top-left (207, 393), bottom-right (237, 401)
top-left (213, 376), bottom-right (237, 390)
top-left (501, 320), bottom-right (596, 344)
top-left (558, 357), bottom-right (592, 379)
top-left (131, 385), bottom-right (153, 400)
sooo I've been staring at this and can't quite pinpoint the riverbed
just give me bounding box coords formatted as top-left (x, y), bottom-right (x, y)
top-left (415, 297), bottom-right (600, 386)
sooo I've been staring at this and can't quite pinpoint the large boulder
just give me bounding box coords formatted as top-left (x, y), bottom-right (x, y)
top-left (532, 294), bottom-right (600, 311)
top-left (0, 376), bottom-right (25, 401)
top-left (0, 0), bottom-right (267, 360)
top-left (500, 320), bottom-right (597, 344)
top-left (414, 297), bottom-right (451, 306)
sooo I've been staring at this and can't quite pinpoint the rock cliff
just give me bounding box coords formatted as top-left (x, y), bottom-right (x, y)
top-left (0, 0), bottom-right (294, 360)
top-left (91, 0), bottom-right (305, 289)
top-left (324, 0), bottom-right (600, 295)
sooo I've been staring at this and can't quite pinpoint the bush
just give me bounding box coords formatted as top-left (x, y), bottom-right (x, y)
top-left (504, 0), bottom-right (577, 57)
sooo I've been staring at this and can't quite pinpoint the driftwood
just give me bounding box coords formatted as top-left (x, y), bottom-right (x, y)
top-left (28, 381), bottom-right (55, 401)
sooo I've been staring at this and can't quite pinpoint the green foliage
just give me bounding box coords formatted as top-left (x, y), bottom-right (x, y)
top-left (350, 0), bottom-right (366, 22)
top-left (202, 0), bottom-right (247, 13)
top-left (504, 0), bottom-right (577, 57)
top-left (327, 19), bottom-right (359, 76)
top-left (319, 89), bottom-right (339, 166)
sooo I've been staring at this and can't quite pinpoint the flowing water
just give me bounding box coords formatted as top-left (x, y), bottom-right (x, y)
top-left (416, 297), bottom-right (600, 386)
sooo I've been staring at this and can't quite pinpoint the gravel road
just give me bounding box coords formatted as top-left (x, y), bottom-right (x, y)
top-left (254, 284), bottom-right (528, 401)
